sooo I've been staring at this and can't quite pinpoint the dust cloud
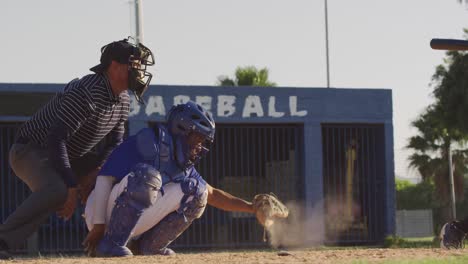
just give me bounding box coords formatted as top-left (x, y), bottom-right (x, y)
top-left (267, 198), bottom-right (362, 248)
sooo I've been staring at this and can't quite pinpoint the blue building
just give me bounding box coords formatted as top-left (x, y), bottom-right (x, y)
top-left (0, 83), bottom-right (394, 252)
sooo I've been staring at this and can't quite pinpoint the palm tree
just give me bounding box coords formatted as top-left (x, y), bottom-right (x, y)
top-left (407, 30), bottom-right (468, 220)
top-left (217, 66), bottom-right (276, 87)
top-left (432, 49), bottom-right (468, 133)
top-left (407, 105), bottom-right (468, 205)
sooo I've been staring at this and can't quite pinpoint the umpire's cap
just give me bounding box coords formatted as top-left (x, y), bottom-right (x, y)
top-left (90, 38), bottom-right (138, 73)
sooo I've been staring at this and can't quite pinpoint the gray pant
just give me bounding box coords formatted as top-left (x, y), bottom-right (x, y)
top-left (0, 143), bottom-right (68, 248)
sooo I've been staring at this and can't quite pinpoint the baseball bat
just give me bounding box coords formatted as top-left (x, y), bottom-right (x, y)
top-left (430, 38), bottom-right (468, 51)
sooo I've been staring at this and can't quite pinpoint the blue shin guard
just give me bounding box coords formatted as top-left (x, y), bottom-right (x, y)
top-left (96, 198), bottom-right (141, 257)
top-left (136, 190), bottom-right (208, 255)
top-left (96, 164), bottom-right (162, 257)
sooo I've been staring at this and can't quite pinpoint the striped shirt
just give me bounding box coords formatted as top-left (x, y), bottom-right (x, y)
top-left (19, 74), bottom-right (129, 159)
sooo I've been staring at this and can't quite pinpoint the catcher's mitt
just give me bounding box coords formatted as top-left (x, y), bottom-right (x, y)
top-left (252, 193), bottom-right (289, 228)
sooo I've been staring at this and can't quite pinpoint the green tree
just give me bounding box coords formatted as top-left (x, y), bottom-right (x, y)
top-left (407, 31), bottom-right (468, 209)
top-left (395, 178), bottom-right (435, 210)
top-left (406, 105), bottom-right (468, 205)
top-left (217, 66), bottom-right (276, 87)
top-left (432, 30), bottom-right (468, 133)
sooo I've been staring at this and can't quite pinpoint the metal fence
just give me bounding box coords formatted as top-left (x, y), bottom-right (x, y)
top-left (396, 210), bottom-right (433, 238)
top-left (322, 123), bottom-right (386, 245)
top-left (1, 122), bottom-right (304, 252)
top-left (164, 123), bottom-right (305, 248)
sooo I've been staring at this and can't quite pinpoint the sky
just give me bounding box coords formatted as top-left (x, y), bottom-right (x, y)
top-left (1, 0), bottom-right (467, 182)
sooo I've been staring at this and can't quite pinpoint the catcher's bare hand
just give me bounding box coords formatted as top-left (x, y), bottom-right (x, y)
top-left (83, 224), bottom-right (106, 256)
top-left (57, 187), bottom-right (78, 220)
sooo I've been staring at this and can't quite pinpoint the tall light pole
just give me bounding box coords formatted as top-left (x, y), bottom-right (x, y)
top-left (134, 0), bottom-right (144, 44)
top-left (324, 0), bottom-right (330, 88)
top-left (448, 143), bottom-right (457, 220)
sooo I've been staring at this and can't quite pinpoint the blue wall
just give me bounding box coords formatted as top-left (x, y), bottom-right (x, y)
top-left (0, 83), bottom-right (395, 238)
top-left (131, 84), bottom-right (395, 238)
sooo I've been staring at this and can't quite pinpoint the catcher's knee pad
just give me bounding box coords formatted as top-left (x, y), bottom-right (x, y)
top-left (177, 177), bottom-right (207, 218)
top-left (125, 163), bottom-right (162, 210)
top-left (182, 188), bottom-right (208, 220)
top-left (136, 189), bottom-right (208, 255)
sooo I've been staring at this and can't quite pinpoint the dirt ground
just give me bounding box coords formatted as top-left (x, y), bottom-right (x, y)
top-left (3, 248), bottom-right (468, 264)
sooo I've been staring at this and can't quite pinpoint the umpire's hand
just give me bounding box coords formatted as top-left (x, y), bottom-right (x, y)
top-left (78, 167), bottom-right (101, 205)
top-left (57, 188), bottom-right (78, 220)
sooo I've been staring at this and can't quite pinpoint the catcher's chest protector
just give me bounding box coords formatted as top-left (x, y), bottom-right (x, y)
top-left (136, 125), bottom-right (206, 214)
top-left (154, 125), bottom-right (188, 183)
top-left (135, 125), bottom-right (187, 185)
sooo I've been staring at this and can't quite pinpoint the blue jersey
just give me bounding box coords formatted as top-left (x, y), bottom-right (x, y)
top-left (99, 127), bottom-right (204, 184)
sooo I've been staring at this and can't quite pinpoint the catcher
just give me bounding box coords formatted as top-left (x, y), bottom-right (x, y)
top-left (82, 101), bottom-right (288, 257)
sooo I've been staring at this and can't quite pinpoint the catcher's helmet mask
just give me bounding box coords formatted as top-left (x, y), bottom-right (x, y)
top-left (90, 37), bottom-right (155, 104)
top-left (167, 101), bottom-right (215, 169)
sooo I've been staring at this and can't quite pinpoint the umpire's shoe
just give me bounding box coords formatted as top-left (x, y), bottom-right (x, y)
top-left (440, 221), bottom-right (466, 249)
top-left (0, 239), bottom-right (12, 260)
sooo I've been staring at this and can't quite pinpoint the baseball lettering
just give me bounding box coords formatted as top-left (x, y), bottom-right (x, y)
top-left (130, 95), bottom-right (308, 118)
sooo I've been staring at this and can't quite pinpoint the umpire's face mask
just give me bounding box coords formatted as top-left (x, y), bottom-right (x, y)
top-left (128, 43), bottom-right (155, 104)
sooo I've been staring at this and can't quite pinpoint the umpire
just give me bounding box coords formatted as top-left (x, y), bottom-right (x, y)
top-left (0, 38), bottom-right (154, 259)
